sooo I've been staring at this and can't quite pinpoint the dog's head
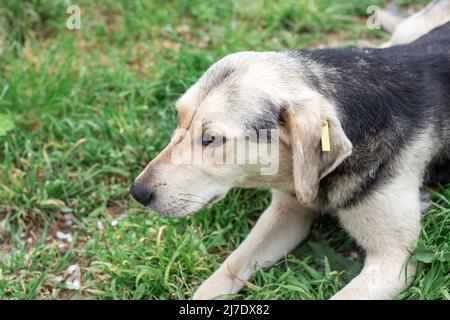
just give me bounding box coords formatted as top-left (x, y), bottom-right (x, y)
top-left (131, 52), bottom-right (352, 217)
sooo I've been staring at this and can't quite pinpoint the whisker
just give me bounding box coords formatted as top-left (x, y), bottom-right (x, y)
top-left (178, 197), bottom-right (209, 205)
top-left (179, 193), bottom-right (208, 200)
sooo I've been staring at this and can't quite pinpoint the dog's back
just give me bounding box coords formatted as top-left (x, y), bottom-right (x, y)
top-left (408, 22), bottom-right (450, 186)
top-left (409, 20), bottom-right (450, 51)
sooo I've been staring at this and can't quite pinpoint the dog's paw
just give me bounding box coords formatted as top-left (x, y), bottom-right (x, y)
top-left (192, 272), bottom-right (242, 300)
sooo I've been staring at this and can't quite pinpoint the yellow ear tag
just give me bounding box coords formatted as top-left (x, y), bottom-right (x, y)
top-left (321, 120), bottom-right (331, 152)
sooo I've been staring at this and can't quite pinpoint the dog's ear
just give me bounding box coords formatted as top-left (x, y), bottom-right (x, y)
top-left (283, 103), bottom-right (352, 205)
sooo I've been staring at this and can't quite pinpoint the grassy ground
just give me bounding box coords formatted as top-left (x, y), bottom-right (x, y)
top-left (0, 0), bottom-right (448, 300)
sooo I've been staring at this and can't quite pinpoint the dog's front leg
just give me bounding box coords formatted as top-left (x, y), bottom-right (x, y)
top-left (331, 173), bottom-right (421, 300)
top-left (192, 190), bottom-right (316, 300)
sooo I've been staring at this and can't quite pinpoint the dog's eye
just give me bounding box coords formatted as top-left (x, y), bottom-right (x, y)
top-left (202, 131), bottom-right (225, 147)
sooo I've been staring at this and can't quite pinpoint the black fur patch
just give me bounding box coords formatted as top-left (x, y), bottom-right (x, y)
top-left (244, 97), bottom-right (281, 142)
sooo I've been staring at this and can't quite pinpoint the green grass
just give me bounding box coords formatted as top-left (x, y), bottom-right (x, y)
top-left (0, 0), bottom-right (448, 300)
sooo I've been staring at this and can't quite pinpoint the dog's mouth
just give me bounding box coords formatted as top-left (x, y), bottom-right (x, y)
top-left (207, 194), bottom-right (223, 206)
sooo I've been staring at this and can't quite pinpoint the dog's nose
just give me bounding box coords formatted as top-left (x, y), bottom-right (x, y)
top-left (130, 182), bottom-right (153, 206)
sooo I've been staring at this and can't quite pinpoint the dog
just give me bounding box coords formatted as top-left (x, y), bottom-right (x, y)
top-left (130, 0), bottom-right (450, 300)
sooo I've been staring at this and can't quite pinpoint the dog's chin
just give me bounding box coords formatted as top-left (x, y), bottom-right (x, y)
top-left (144, 203), bottom-right (192, 218)
top-left (160, 210), bottom-right (196, 219)
top-left (147, 206), bottom-right (195, 219)
top-left (149, 193), bottom-right (227, 219)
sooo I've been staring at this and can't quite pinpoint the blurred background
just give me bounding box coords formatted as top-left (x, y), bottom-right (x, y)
top-left (0, 0), bottom-right (448, 300)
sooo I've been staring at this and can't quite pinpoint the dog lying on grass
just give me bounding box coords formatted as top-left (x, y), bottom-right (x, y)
top-left (131, 0), bottom-right (450, 299)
